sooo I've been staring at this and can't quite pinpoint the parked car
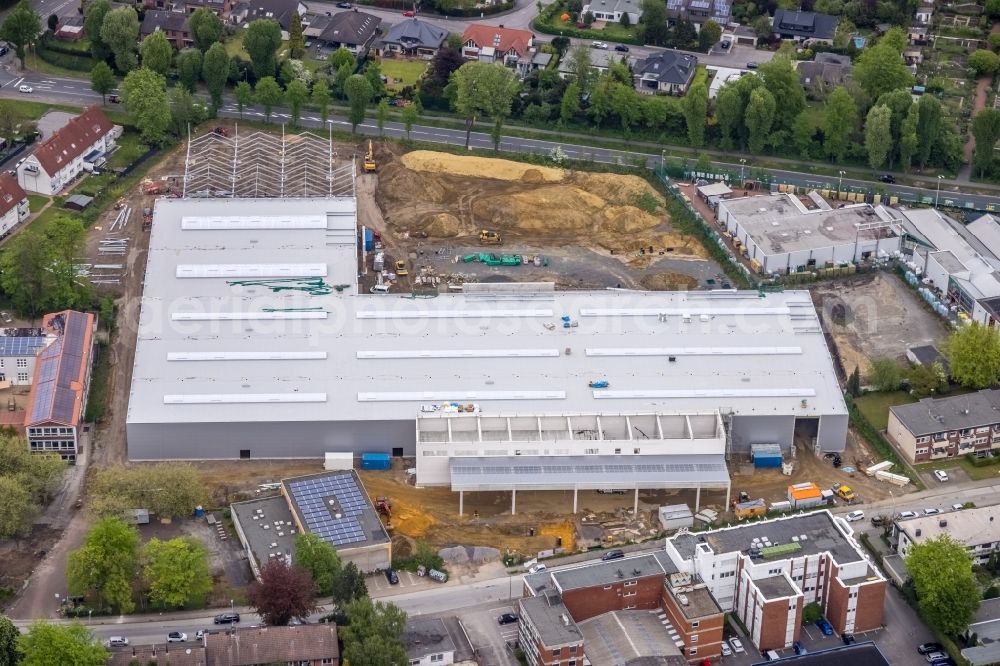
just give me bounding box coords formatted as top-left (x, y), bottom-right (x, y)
top-left (842, 633), bottom-right (856, 645)
top-left (917, 643), bottom-right (944, 655)
top-left (721, 40), bottom-right (731, 49)
top-left (106, 637), bottom-right (129, 648)
top-left (596, 489), bottom-right (626, 495)
top-left (720, 642), bottom-right (732, 657)
top-left (402, 9), bottom-right (415, 15)
top-left (167, 632), bottom-right (187, 643)
top-left (18, 85), bottom-right (31, 93)
top-left (214, 612), bottom-right (240, 624)
top-left (528, 564), bottom-right (547, 574)
top-left (0, 46), bottom-right (8, 56)
top-left (728, 637), bottom-right (745, 654)
top-left (384, 568), bottom-right (399, 585)
top-left (933, 469), bottom-right (948, 482)
top-left (952, 503), bottom-right (964, 511)
top-left (614, 44), bottom-right (629, 51)
top-left (591, 40), bottom-right (608, 49)
top-left (793, 641), bottom-right (808, 655)
top-left (924, 508), bottom-right (941, 516)
top-left (336, 1), bottom-right (352, 6)
top-left (815, 619), bottom-right (834, 636)
top-left (931, 659), bottom-right (955, 666)
top-left (498, 613), bottom-right (519, 625)
top-left (746, 62), bottom-right (758, 69)
top-left (0, 311), bottom-right (11, 324)
top-left (195, 630), bottom-right (206, 641)
top-left (898, 510), bottom-right (918, 519)
top-left (601, 549), bottom-right (625, 561)
top-left (846, 510), bottom-right (865, 522)
top-left (925, 652), bottom-right (948, 663)
top-left (880, 174), bottom-right (896, 183)
top-left (870, 515), bottom-right (887, 527)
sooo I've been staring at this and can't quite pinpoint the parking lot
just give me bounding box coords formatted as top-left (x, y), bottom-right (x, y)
top-left (455, 602), bottom-right (520, 666)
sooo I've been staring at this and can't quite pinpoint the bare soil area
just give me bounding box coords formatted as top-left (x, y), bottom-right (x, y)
top-left (811, 273), bottom-right (950, 377)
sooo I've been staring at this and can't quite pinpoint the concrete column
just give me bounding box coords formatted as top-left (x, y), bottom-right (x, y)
top-left (459, 490), bottom-right (464, 517)
top-left (573, 487), bottom-right (578, 514)
top-left (726, 483), bottom-right (731, 508)
top-left (696, 485), bottom-right (701, 512)
top-left (512, 489), bottom-right (517, 516)
top-left (634, 487), bottom-right (639, 515)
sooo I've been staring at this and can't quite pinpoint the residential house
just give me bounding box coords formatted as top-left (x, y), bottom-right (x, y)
top-left (517, 50), bottom-right (551, 79)
top-left (16, 107), bottom-right (120, 196)
top-left (403, 618), bottom-right (457, 666)
top-left (909, 25), bottom-right (930, 44)
top-left (667, 0), bottom-right (731, 31)
top-left (581, 0), bottom-right (642, 25)
top-left (771, 9), bottom-right (838, 44)
top-left (0, 327), bottom-right (47, 387)
top-left (961, 598), bottom-right (1000, 666)
top-left (727, 24), bottom-right (759, 46)
top-left (635, 51), bottom-right (697, 95)
top-left (140, 10), bottom-right (192, 49)
top-left (461, 24), bottom-right (533, 66)
top-left (556, 49), bottom-right (636, 79)
top-left (240, 0), bottom-right (308, 36)
top-left (142, 0), bottom-right (238, 15)
top-left (915, 0), bottom-right (935, 24)
top-left (887, 389), bottom-right (1000, 463)
top-left (894, 505), bottom-right (1000, 566)
top-left (24, 311), bottom-right (96, 464)
top-left (54, 15), bottom-right (85, 41)
top-left (377, 18), bottom-right (446, 58)
top-left (796, 52), bottom-right (851, 88)
top-left (315, 11), bottom-right (382, 56)
top-left (0, 172), bottom-right (29, 240)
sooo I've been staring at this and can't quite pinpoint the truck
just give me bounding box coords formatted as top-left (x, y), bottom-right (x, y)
top-left (479, 229), bottom-right (502, 244)
top-left (831, 483), bottom-right (855, 502)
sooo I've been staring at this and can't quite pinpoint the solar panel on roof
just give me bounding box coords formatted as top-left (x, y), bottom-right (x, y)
top-left (0, 336), bottom-right (46, 356)
top-left (287, 474), bottom-right (374, 547)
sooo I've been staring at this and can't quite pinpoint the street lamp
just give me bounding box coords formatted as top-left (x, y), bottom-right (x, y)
top-left (838, 170), bottom-right (845, 195)
top-left (660, 149), bottom-right (665, 175)
top-left (740, 158), bottom-right (747, 183)
top-left (936, 174), bottom-right (945, 208)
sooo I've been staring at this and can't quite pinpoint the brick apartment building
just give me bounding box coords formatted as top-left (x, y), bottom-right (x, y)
top-left (664, 510), bottom-right (886, 651)
top-left (887, 389), bottom-right (1000, 463)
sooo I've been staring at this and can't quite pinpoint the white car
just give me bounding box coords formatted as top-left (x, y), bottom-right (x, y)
top-left (923, 508), bottom-right (941, 516)
top-left (898, 510), bottom-right (918, 519)
top-left (846, 510), bottom-right (865, 522)
top-left (166, 632), bottom-right (187, 642)
top-left (729, 637), bottom-right (745, 654)
top-left (933, 469), bottom-right (949, 482)
top-left (720, 641), bottom-right (733, 656)
top-left (528, 564), bottom-right (547, 574)
top-left (591, 40), bottom-right (608, 49)
top-left (195, 630), bottom-right (206, 641)
top-left (18, 85), bottom-right (31, 93)
top-left (952, 503), bottom-right (964, 511)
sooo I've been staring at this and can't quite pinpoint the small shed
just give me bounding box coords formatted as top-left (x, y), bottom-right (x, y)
top-left (64, 194), bottom-right (93, 211)
top-left (697, 182), bottom-right (733, 207)
top-left (658, 504), bottom-right (694, 531)
top-left (751, 443), bottom-right (783, 468)
top-left (787, 482), bottom-right (823, 509)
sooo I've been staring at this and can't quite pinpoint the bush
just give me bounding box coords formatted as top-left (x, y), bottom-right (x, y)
top-left (984, 585), bottom-right (1000, 599)
top-left (965, 451), bottom-right (1000, 467)
top-left (802, 601), bottom-right (822, 624)
top-left (392, 541), bottom-right (445, 573)
top-left (36, 44), bottom-right (94, 72)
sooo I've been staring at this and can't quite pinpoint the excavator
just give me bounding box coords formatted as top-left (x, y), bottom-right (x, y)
top-left (479, 229), bottom-right (502, 244)
top-left (363, 140), bottom-right (376, 173)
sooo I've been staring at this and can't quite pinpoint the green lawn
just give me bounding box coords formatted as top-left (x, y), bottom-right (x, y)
top-left (225, 31), bottom-right (248, 60)
top-left (914, 456), bottom-right (1000, 481)
top-left (26, 194), bottom-right (49, 213)
top-left (854, 391), bottom-right (917, 430)
top-left (2, 99), bottom-right (81, 122)
top-left (380, 59), bottom-right (428, 91)
top-left (108, 131), bottom-right (148, 169)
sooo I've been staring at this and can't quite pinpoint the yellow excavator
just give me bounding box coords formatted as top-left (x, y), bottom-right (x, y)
top-left (363, 140), bottom-right (376, 173)
top-left (479, 229), bottom-right (502, 244)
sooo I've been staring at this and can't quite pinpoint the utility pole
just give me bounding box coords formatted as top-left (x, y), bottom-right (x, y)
top-left (936, 175), bottom-right (944, 208)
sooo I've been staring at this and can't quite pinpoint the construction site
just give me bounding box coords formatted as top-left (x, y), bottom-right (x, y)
top-left (79, 126), bottom-right (916, 564)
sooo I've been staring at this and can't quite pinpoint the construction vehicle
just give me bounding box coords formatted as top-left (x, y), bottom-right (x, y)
top-left (374, 496), bottom-right (392, 520)
top-left (395, 259), bottom-right (408, 276)
top-left (373, 252), bottom-right (385, 272)
top-left (142, 207), bottom-right (153, 231)
top-left (363, 140), bottom-right (376, 173)
top-left (479, 229), bottom-right (502, 244)
top-left (141, 178), bottom-right (165, 195)
top-left (831, 483), bottom-right (855, 502)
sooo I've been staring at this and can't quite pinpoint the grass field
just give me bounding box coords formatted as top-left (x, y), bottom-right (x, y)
top-left (854, 391), bottom-right (917, 430)
top-left (380, 59), bottom-right (428, 91)
top-left (108, 132), bottom-right (148, 169)
top-left (26, 194), bottom-right (49, 212)
top-left (914, 456), bottom-right (1000, 481)
top-left (4, 99), bottom-right (81, 121)
top-left (225, 32), bottom-right (248, 60)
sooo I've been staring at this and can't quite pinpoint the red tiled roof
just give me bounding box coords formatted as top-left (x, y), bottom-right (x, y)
top-left (461, 23), bottom-right (533, 57)
top-left (31, 107), bottom-right (114, 177)
top-left (25, 310), bottom-right (94, 428)
top-left (205, 625), bottom-right (339, 666)
top-left (0, 172), bottom-right (26, 217)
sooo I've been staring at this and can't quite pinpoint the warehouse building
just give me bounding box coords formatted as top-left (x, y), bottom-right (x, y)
top-left (126, 197), bottom-right (848, 473)
top-left (717, 194), bottom-right (902, 275)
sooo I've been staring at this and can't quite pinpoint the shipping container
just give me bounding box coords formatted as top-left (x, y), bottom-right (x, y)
top-left (364, 228), bottom-right (374, 252)
top-left (787, 482), bottom-right (823, 509)
top-left (751, 443), bottom-right (783, 468)
top-left (361, 451), bottom-right (391, 470)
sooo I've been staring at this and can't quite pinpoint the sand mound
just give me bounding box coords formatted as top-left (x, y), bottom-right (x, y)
top-left (421, 213), bottom-right (467, 238)
top-left (576, 172), bottom-right (665, 207)
top-left (641, 272), bottom-right (700, 291)
top-left (601, 206), bottom-right (662, 234)
top-left (379, 163), bottom-right (447, 203)
top-left (401, 150), bottom-right (565, 183)
top-left (521, 168), bottom-right (546, 183)
top-left (472, 185), bottom-right (606, 233)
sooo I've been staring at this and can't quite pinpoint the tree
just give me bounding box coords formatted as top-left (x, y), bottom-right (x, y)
top-left (202, 42), bottom-right (230, 109)
top-left (168, 85), bottom-right (207, 135)
top-left (758, 56), bottom-right (806, 129)
top-left (551, 36), bottom-right (570, 55)
top-left (248, 559), bottom-right (318, 626)
top-left (88, 463), bottom-right (205, 519)
top-left (867, 357), bottom-right (903, 391)
top-left (331, 561), bottom-right (368, 609)
top-left (278, 78), bottom-right (306, 126)
top-left (560, 82), bottom-right (580, 125)
top-left (0, 615), bottom-right (17, 666)
top-left (84, 0), bottom-right (111, 61)
top-left (344, 74), bottom-right (373, 133)
top-left (973, 109), bottom-right (1000, 178)
top-left (375, 98), bottom-right (389, 136)
top-left (294, 532), bottom-right (342, 596)
top-left (854, 43), bottom-right (913, 100)
top-left (0, 0), bottom-right (41, 70)
top-left (311, 78), bottom-right (331, 124)
top-left (0, 216), bottom-right (92, 315)
top-left (989, 0), bottom-right (1000, 18)
top-left (683, 81), bottom-right (708, 147)
top-left (364, 59), bottom-right (386, 100)
top-left (744, 86), bottom-right (775, 154)
top-left (640, 0), bottom-right (668, 45)
top-left (450, 61), bottom-right (519, 150)
top-left (899, 103), bottom-right (918, 172)
top-left (0, 476), bottom-right (34, 538)
top-left (67, 518), bottom-right (140, 613)
top-left (47, 12), bottom-right (57, 32)
top-left (234, 80), bottom-right (253, 118)
top-left (916, 95), bottom-right (943, 169)
top-left (189, 6), bottom-right (223, 52)
top-left (401, 102), bottom-right (418, 139)
top-left (244, 18), bottom-right (282, 78)
top-left (341, 597), bottom-right (408, 666)
top-left (906, 535), bottom-right (979, 636)
top-left (143, 537), bottom-right (212, 609)
top-left (328, 46), bottom-right (356, 73)
top-left (90, 61), bottom-right (116, 104)
top-left (714, 83), bottom-right (743, 149)
top-left (176, 48), bottom-right (203, 91)
top-left (566, 45), bottom-right (594, 91)
top-left (880, 26), bottom-right (907, 53)
top-left (122, 67), bottom-right (170, 145)
top-left (944, 321), bottom-right (1000, 388)
top-left (288, 11), bottom-right (305, 59)
top-left (17, 622), bottom-right (108, 666)
top-left (254, 76), bottom-right (283, 123)
top-left (865, 104), bottom-right (892, 169)
top-left (907, 362), bottom-right (947, 398)
top-left (822, 86), bottom-right (857, 162)
top-left (970, 49), bottom-right (1000, 76)
top-left (698, 20), bottom-right (722, 51)
top-left (140, 31), bottom-right (172, 75)
top-left (791, 111), bottom-right (821, 158)
top-left (846, 367), bottom-right (861, 397)
top-left (101, 6), bottom-right (140, 73)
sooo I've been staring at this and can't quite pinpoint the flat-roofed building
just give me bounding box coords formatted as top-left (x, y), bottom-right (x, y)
top-left (518, 594), bottom-right (585, 666)
top-left (887, 389), bottom-right (1000, 463)
top-left (895, 505), bottom-right (1000, 566)
top-left (717, 193), bottom-right (902, 275)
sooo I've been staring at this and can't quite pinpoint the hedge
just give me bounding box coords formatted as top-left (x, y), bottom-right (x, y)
top-left (37, 39), bottom-right (94, 72)
top-left (532, 2), bottom-right (645, 45)
top-left (39, 36), bottom-right (93, 57)
top-left (965, 450), bottom-right (1000, 467)
top-left (357, 0), bottom-right (513, 16)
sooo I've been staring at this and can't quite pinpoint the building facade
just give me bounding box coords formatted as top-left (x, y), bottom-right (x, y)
top-left (887, 390), bottom-right (1000, 463)
top-left (461, 24), bottom-right (534, 66)
top-left (895, 506), bottom-right (1000, 566)
top-left (0, 172), bottom-right (30, 240)
top-left (0, 329), bottom-right (47, 387)
top-left (518, 594), bottom-right (586, 666)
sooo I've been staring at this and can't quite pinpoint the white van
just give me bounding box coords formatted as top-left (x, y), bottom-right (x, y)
top-left (370, 284), bottom-right (390, 294)
top-left (106, 637), bottom-right (129, 648)
top-left (764, 650), bottom-right (781, 661)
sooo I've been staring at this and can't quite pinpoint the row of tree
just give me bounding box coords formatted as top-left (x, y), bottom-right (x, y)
top-left (0, 434), bottom-right (65, 539)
